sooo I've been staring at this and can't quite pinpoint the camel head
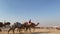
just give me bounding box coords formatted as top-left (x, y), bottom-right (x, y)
top-left (32, 22), bottom-right (39, 26)
top-left (37, 22), bottom-right (39, 25)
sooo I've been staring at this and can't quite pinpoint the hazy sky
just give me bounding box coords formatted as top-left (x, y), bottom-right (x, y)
top-left (0, 0), bottom-right (60, 26)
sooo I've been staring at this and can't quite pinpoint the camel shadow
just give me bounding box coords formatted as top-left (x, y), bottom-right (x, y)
top-left (8, 32), bottom-right (50, 34)
top-left (18, 32), bottom-right (50, 34)
top-left (19, 32), bottom-right (40, 34)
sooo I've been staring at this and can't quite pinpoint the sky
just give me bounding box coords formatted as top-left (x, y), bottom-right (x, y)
top-left (0, 0), bottom-right (60, 26)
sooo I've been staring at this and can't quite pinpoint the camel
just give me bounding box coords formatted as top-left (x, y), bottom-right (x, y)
top-left (23, 19), bottom-right (39, 32)
top-left (8, 20), bottom-right (39, 34)
top-left (23, 22), bottom-right (39, 32)
top-left (4, 22), bottom-right (10, 26)
top-left (30, 22), bottom-right (39, 29)
top-left (0, 22), bottom-right (3, 27)
top-left (28, 19), bottom-right (39, 32)
top-left (28, 22), bottom-right (39, 32)
top-left (0, 22), bottom-right (10, 27)
top-left (56, 27), bottom-right (60, 30)
top-left (8, 22), bottom-right (25, 34)
top-left (3, 22), bottom-right (10, 28)
top-left (0, 22), bottom-right (10, 32)
top-left (0, 22), bottom-right (2, 32)
top-left (23, 22), bottom-right (30, 31)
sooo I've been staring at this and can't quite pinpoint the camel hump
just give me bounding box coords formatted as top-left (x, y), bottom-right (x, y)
top-left (24, 22), bottom-right (28, 24)
top-left (16, 22), bottom-right (22, 27)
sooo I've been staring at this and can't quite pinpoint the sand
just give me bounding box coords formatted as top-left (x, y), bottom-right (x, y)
top-left (0, 28), bottom-right (60, 34)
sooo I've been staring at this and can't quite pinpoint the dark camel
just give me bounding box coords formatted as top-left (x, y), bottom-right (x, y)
top-left (0, 22), bottom-right (10, 32)
top-left (8, 22), bottom-right (25, 34)
top-left (23, 19), bottom-right (39, 32)
top-left (0, 22), bottom-right (10, 27)
top-left (27, 22), bottom-right (39, 32)
top-left (0, 22), bottom-right (3, 27)
top-left (29, 19), bottom-right (39, 32)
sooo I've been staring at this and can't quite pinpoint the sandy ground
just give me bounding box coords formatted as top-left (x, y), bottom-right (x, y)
top-left (0, 28), bottom-right (60, 34)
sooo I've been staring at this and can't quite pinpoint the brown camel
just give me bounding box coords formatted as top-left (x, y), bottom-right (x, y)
top-left (23, 21), bottom-right (39, 32)
top-left (29, 22), bottom-right (39, 32)
top-left (28, 19), bottom-right (39, 32)
top-left (56, 27), bottom-right (60, 30)
top-left (23, 22), bottom-right (30, 31)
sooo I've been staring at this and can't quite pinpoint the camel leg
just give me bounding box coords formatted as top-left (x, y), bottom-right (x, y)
top-left (17, 28), bottom-right (21, 33)
top-left (8, 28), bottom-right (12, 34)
top-left (17, 28), bottom-right (19, 32)
top-left (19, 29), bottom-right (22, 34)
top-left (25, 28), bottom-right (27, 31)
top-left (23, 28), bottom-right (26, 32)
top-left (12, 29), bottom-right (15, 34)
top-left (29, 28), bottom-right (31, 32)
top-left (18, 28), bottom-right (20, 32)
top-left (25, 27), bottom-right (28, 32)
top-left (8, 28), bottom-right (15, 34)
top-left (33, 27), bottom-right (35, 32)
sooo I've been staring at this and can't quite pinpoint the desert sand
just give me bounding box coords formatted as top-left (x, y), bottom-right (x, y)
top-left (0, 28), bottom-right (60, 34)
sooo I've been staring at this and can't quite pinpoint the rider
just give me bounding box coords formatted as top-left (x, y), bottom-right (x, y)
top-left (28, 19), bottom-right (32, 26)
top-left (23, 19), bottom-right (32, 26)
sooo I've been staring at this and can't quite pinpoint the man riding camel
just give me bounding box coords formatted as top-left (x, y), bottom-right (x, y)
top-left (28, 19), bottom-right (32, 26)
top-left (24, 19), bottom-right (32, 26)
